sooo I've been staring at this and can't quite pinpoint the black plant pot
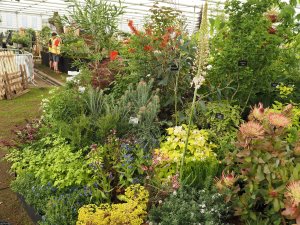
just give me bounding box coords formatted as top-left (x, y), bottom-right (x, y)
top-left (63, 57), bottom-right (79, 72)
top-left (41, 51), bottom-right (49, 67)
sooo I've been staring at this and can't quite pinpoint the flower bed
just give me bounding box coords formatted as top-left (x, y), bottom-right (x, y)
top-left (6, 0), bottom-right (300, 224)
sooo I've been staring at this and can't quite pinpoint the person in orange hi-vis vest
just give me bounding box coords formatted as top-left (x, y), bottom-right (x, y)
top-left (48, 32), bottom-right (56, 70)
top-left (51, 32), bottom-right (62, 74)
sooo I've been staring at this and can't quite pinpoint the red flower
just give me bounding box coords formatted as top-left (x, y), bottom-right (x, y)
top-left (145, 27), bottom-right (153, 36)
top-left (166, 26), bottom-right (174, 33)
top-left (160, 33), bottom-right (170, 48)
top-left (128, 20), bottom-right (139, 35)
top-left (109, 51), bottom-right (118, 61)
top-left (143, 45), bottom-right (153, 51)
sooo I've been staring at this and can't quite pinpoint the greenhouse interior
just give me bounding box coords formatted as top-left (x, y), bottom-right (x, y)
top-left (0, 0), bottom-right (300, 224)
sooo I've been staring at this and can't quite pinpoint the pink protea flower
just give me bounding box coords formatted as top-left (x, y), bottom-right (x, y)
top-left (283, 104), bottom-right (293, 116)
top-left (282, 201), bottom-right (300, 221)
top-left (251, 102), bottom-right (265, 121)
top-left (239, 121), bottom-right (265, 138)
top-left (268, 113), bottom-right (290, 128)
top-left (286, 181), bottom-right (300, 206)
top-left (215, 171), bottom-right (237, 190)
top-left (222, 171), bottom-right (237, 187)
top-left (294, 144), bottom-right (300, 156)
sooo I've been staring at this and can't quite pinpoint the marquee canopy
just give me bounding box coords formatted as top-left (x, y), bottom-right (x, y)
top-left (0, 0), bottom-right (299, 33)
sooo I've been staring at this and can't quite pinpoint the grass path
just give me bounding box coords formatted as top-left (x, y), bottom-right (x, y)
top-left (0, 87), bottom-right (50, 225)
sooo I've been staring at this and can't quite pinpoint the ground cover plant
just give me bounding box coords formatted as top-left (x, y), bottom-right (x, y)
top-left (5, 0), bottom-right (300, 224)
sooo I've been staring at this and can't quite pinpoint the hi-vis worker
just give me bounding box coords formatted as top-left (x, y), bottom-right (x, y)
top-left (48, 33), bottom-right (56, 70)
top-left (51, 32), bottom-right (62, 74)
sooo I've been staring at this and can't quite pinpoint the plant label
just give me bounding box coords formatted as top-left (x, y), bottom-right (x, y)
top-left (216, 113), bottom-right (224, 120)
top-left (171, 64), bottom-right (179, 71)
top-left (238, 60), bottom-right (248, 67)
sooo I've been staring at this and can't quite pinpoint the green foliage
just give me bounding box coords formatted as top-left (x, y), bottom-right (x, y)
top-left (145, 1), bottom-right (185, 34)
top-left (11, 173), bottom-right (53, 214)
top-left (60, 33), bottom-right (90, 58)
top-left (88, 138), bottom-right (151, 201)
top-left (151, 125), bottom-right (218, 189)
top-left (42, 87), bottom-right (84, 123)
top-left (39, 190), bottom-right (87, 225)
top-left (39, 26), bottom-right (51, 50)
top-left (43, 80), bottom-right (160, 149)
top-left (11, 173), bottom-right (90, 225)
top-left (149, 188), bottom-right (232, 225)
top-left (208, 0), bottom-right (300, 108)
top-left (220, 103), bottom-right (300, 224)
top-left (120, 4), bottom-right (195, 115)
top-left (7, 135), bottom-right (93, 190)
top-left (193, 100), bottom-right (241, 158)
top-left (11, 32), bottom-right (31, 46)
top-left (63, 0), bottom-right (124, 61)
top-left (195, 101), bottom-right (241, 134)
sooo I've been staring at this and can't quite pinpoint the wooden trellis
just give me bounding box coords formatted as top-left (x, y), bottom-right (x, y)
top-left (0, 51), bottom-right (29, 100)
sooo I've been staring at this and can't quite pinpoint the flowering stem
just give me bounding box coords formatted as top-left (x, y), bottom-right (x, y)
top-left (179, 86), bottom-right (198, 183)
top-left (174, 54), bottom-right (182, 126)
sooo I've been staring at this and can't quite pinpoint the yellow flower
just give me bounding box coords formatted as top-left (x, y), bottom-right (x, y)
top-left (76, 185), bottom-right (149, 225)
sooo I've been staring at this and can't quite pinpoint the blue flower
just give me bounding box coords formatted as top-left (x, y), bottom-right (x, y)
top-left (132, 178), bottom-right (140, 184)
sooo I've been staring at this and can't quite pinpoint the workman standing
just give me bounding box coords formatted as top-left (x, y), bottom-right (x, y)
top-left (51, 32), bottom-right (61, 74)
top-left (48, 33), bottom-right (56, 70)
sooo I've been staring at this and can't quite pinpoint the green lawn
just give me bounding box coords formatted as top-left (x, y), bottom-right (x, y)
top-left (0, 87), bottom-right (51, 140)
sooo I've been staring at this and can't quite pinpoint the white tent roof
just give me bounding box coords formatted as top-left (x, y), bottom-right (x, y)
top-left (0, 0), bottom-right (299, 32)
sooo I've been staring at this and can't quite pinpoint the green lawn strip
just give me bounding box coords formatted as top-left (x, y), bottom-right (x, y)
top-left (0, 87), bottom-right (51, 141)
top-left (35, 63), bottom-right (68, 83)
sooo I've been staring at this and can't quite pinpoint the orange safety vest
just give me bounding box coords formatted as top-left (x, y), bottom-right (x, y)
top-left (51, 37), bottom-right (61, 55)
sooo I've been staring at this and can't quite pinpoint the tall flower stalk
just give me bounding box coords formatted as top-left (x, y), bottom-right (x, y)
top-left (180, 0), bottom-right (209, 183)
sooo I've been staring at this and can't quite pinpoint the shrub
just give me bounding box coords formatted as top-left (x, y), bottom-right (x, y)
top-left (42, 88), bottom-right (84, 124)
top-left (119, 3), bottom-right (195, 113)
top-left (149, 125), bottom-right (218, 189)
top-left (219, 103), bottom-right (300, 224)
top-left (207, 0), bottom-right (300, 108)
top-left (7, 135), bottom-right (94, 190)
top-left (193, 100), bottom-right (242, 158)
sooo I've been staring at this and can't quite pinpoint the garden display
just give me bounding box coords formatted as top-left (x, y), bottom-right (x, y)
top-left (5, 0), bottom-right (300, 224)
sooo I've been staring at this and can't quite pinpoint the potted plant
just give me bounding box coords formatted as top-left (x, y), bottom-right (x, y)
top-left (11, 32), bottom-right (30, 48)
top-left (11, 33), bottom-right (20, 48)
